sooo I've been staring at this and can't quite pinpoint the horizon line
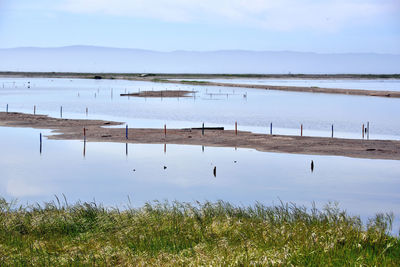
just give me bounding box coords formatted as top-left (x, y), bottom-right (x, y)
top-left (1, 45), bottom-right (399, 56)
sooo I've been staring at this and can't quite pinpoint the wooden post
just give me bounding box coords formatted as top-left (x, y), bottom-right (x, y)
top-left (202, 123), bottom-right (204, 136)
top-left (126, 125), bottom-right (128, 140)
top-left (367, 122), bottom-right (370, 140)
top-left (83, 127), bottom-right (86, 141)
top-left (362, 124), bottom-right (365, 139)
top-left (331, 124), bottom-right (334, 138)
top-left (270, 122), bottom-right (272, 135)
top-left (235, 121), bottom-right (238, 136)
top-left (164, 124), bottom-right (166, 137)
top-left (301, 124), bottom-right (303, 136)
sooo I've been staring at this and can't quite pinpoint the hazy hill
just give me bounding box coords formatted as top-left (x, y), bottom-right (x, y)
top-left (0, 46), bottom-right (399, 74)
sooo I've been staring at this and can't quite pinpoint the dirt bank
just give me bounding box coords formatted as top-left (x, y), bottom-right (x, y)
top-left (1, 112), bottom-right (399, 160)
top-left (120, 90), bottom-right (194, 98)
top-left (1, 72), bottom-right (399, 98)
top-left (156, 79), bottom-right (400, 98)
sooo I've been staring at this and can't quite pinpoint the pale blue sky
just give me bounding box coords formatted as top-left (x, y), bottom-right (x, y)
top-left (0, 0), bottom-right (399, 53)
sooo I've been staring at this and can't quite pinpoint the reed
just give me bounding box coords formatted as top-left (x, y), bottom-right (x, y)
top-left (0, 197), bottom-right (398, 266)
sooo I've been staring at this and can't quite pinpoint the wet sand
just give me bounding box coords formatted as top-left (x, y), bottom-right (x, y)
top-left (1, 112), bottom-right (399, 160)
top-left (1, 72), bottom-right (399, 98)
top-left (157, 80), bottom-right (400, 98)
top-left (120, 90), bottom-right (194, 98)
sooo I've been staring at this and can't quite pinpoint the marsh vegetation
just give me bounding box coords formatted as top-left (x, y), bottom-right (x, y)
top-left (0, 198), bottom-right (398, 265)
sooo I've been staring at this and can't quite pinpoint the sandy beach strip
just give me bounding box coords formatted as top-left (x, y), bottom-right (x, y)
top-left (1, 112), bottom-right (399, 160)
top-left (120, 90), bottom-right (195, 98)
top-left (1, 72), bottom-right (399, 98)
top-left (156, 79), bottom-right (400, 98)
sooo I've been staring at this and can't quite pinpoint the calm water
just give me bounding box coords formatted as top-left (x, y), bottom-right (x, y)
top-left (0, 126), bottom-right (399, 234)
top-left (1, 77), bottom-right (400, 234)
top-left (1, 78), bottom-right (399, 140)
top-left (175, 78), bottom-right (400, 92)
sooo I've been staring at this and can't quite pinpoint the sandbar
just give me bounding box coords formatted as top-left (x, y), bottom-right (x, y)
top-left (1, 112), bottom-right (399, 160)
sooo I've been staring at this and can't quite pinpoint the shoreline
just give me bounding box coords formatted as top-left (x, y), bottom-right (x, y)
top-left (1, 112), bottom-right (399, 160)
top-left (1, 71), bottom-right (399, 98)
top-left (120, 90), bottom-right (195, 98)
top-left (154, 79), bottom-right (400, 98)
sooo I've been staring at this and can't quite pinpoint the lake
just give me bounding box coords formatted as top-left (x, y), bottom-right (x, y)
top-left (1, 77), bottom-right (399, 234)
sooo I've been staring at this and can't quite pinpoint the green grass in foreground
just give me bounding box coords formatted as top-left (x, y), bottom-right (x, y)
top-left (0, 198), bottom-right (399, 266)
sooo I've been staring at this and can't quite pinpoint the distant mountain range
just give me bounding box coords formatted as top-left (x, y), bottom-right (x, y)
top-left (0, 46), bottom-right (399, 74)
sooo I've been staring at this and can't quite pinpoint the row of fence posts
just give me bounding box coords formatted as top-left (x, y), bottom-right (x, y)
top-left (199, 121), bottom-right (369, 140)
top-left (37, 121), bottom-right (372, 156)
top-left (4, 104), bottom-right (90, 117)
top-left (3, 104), bottom-right (371, 141)
top-left (18, 104), bottom-right (370, 155)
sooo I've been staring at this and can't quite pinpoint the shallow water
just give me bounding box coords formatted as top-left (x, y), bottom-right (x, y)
top-left (175, 78), bottom-right (400, 92)
top-left (1, 78), bottom-right (399, 140)
top-left (1, 77), bottom-right (400, 234)
top-left (0, 126), bottom-right (399, 234)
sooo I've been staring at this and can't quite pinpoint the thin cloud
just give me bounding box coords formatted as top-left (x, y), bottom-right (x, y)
top-left (57, 0), bottom-right (398, 31)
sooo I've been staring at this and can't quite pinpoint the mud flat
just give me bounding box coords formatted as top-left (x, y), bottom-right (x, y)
top-left (1, 112), bottom-right (400, 160)
top-left (157, 79), bottom-right (400, 98)
top-left (1, 72), bottom-right (400, 98)
top-left (120, 90), bottom-right (194, 98)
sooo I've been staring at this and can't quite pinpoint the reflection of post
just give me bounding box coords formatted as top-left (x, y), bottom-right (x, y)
top-left (202, 145), bottom-right (204, 152)
top-left (126, 143), bottom-right (128, 156)
top-left (34, 105), bottom-right (36, 115)
top-left (6, 104), bottom-right (8, 113)
top-left (83, 140), bottom-right (86, 158)
top-left (270, 123), bottom-right (272, 135)
top-left (40, 133), bottom-right (42, 154)
top-left (367, 122), bottom-right (370, 140)
top-left (301, 124), bottom-right (303, 136)
top-left (60, 106), bottom-right (63, 118)
top-left (164, 143), bottom-right (166, 154)
top-left (86, 107), bottom-right (88, 116)
top-left (331, 124), bottom-right (334, 138)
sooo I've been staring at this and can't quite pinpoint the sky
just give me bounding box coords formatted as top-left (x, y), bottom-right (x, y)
top-left (0, 0), bottom-right (399, 53)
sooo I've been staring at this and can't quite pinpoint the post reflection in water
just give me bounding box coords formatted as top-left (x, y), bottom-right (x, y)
top-left (83, 140), bottom-right (86, 158)
top-left (39, 133), bottom-right (42, 155)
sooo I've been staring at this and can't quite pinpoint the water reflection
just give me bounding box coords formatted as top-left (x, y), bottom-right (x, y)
top-left (0, 78), bottom-right (399, 140)
top-left (178, 78), bottom-right (400, 92)
top-left (1, 126), bottom-right (399, 235)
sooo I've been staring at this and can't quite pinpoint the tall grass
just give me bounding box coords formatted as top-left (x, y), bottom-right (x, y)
top-left (0, 197), bottom-right (398, 266)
